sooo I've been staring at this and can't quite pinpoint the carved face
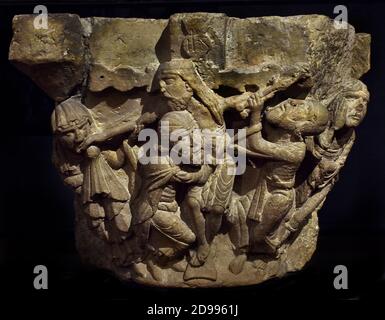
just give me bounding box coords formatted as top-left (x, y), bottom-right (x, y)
top-left (343, 93), bottom-right (368, 128)
top-left (265, 98), bottom-right (328, 135)
top-left (59, 121), bottom-right (91, 150)
top-left (159, 74), bottom-right (193, 110)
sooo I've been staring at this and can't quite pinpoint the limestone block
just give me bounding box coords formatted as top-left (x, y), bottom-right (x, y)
top-left (10, 12), bottom-right (371, 288)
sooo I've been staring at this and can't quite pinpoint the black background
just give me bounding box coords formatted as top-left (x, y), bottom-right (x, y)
top-left (0, 0), bottom-right (384, 312)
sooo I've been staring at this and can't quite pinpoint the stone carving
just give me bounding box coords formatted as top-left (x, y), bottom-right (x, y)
top-left (9, 13), bottom-right (370, 287)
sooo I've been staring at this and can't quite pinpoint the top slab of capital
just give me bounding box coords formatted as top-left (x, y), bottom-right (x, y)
top-left (9, 13), bottom-right (370, 101)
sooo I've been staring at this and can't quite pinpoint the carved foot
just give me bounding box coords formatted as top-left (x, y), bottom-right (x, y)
top-left (170, 259), bottom-right (188, 272)
top-left (266, 222), bottom-right (293, 250)
top-left (229, 253), bottom-right (247, 275)
top-left (189, 244), bottom-right (210, 267)
top-left (184, 245), bottom-right (217, 282)
top-left (252, 239), bottom-right (278, 256)
top-left (146, 258), bottom-right (165, 282)
top-left (131, 262), bottom-right (147, 278)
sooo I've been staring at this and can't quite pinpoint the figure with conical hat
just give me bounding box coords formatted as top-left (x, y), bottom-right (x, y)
top-left (158, 58), bottom-right (254, 267)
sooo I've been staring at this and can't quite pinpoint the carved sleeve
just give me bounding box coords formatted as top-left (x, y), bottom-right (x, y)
top-left (290, 183), bottom-right (333, 229)
top-left (246, 130), bottom-right (304, 162)
top-left (97, 121), bottom-right (137, 144)
top-left (196, 164), bottom-right (214, 184)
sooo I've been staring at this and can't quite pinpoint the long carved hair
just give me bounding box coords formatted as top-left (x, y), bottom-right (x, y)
top-left (329, 79), bottom-right (369, 131)
top-left (51, 95), bottom-right (93, 175)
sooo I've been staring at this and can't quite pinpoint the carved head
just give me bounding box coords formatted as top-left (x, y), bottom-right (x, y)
top-left (159, 59), bottom-right (223, 124)
top-left (51, 96), bottom-right (92, 150)
top-left (159, 73), bottom-right (193, 110)
top-left (332, 79), bottom-right (369, 130)
top-left (159, 59), bottom-right (198, 111)
top-left (265, 98), bottom-right (329, 136)
top-left (158, 110), bottom-right (201, 163)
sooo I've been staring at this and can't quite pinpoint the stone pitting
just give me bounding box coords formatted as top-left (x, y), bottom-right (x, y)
top-left (9, 12), bottom-right (370, 288)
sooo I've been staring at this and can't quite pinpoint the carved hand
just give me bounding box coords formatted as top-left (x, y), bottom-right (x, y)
top-left (76, 132), bottom-right (106, 153)
top-left (232, 92), bottom-right (254, 112)
top-left (132, 112), bottom-right (157, 136)
top-left (138, 112), bottom-right (157, 125)
top-left (174, 171), bottom-right (198, 183)
top-left (240, 109), bottom-right (251, 119)
top-left (247, 93), bottom-right (264, 112)
top-left (247, 90), bottom-right (276, 114)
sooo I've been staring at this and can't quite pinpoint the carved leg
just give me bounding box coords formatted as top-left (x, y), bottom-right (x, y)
top-left (229, 250), bottom-right (247, 275)
top-left (146, 256), bottom-right (165, 282)
top-left (228, 197), bottom-right (250, 274)
top-left (152, 209), bottom-right (196, 243)
top-left (249, 190), bottom-right (293, 254)
top-left (265, 225), bottom-right (290, 250)
top-left (205, 210), bottom-right (223, 243)
top-left (267, 184), bottom-right (332, 250)
top-left (186, 196), bottom-right (210, 266)
top-left (266, 221), bottom-right (296, 250)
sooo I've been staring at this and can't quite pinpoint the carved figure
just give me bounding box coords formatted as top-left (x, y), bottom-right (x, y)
top-left (267, 79), bottom-right (369, 249)
top-left (52, 96), bottom-right (134, 263)
top-left (10, 13), bottom-right (371, 287)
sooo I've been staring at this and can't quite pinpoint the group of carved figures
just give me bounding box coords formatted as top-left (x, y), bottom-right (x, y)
top-left (52, 58), bottom-right (368, 281)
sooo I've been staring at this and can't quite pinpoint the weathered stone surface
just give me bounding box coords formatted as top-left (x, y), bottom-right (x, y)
top-left (88, 18), bottom-right (168, 92)
top-left (9, 14), bottom-right (86, 101)
top-left (351, 33), bottom-right (371, 79)
top-left (10, 13), bottom-right (370, 288)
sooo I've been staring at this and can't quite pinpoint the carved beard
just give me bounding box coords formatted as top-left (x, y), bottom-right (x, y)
top-left (166, 97), bottom-right (189, 111)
